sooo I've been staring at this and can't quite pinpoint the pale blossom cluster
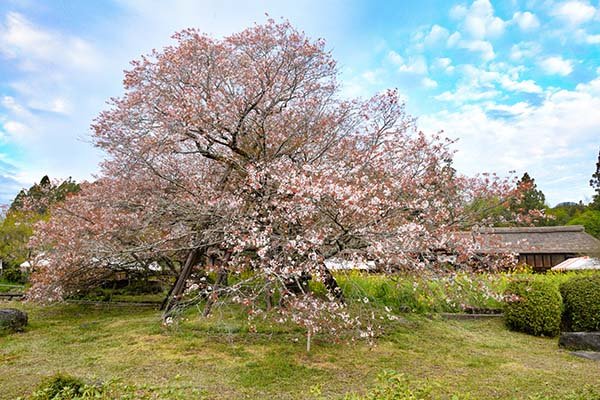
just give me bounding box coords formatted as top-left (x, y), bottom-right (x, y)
top-left (27, 20), bottom-right (531, 336)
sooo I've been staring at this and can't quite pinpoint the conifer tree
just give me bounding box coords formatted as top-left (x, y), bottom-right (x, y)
top-left (590, 149), bottom-right (600, 211)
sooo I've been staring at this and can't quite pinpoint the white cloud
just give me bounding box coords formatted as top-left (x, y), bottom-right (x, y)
top-left (0, 0), bottom-right (597, 208)
top-left (1, 96), bottom-right (28, 116)
top-left (572, 28), bottom-right (600, 44)
top-left (401, 56), bottom-right (428, 74)
top-left (585, 33), bottom-right (600, 43)
top-left (420, 77), bottom-right (600, 205)
top-left (388, 52), bottom-right (428, 74)
top-left (0, 12), bottom-right (100, 71)
top-left (0, 0), bottom-right (363, 207)
top-left (422, 77), bottom-right (438, 88)
top-left (539, 56), bottom-right (574, 76)
top-left (576, 76), bottom-right (600, 95)
top-left (453, 0), bottom-right (506, 39)
top-left (450, 4), bottom-right (468, 20)
top-left (486, 102), bottom-right (533, 116)
top-left (387, 50), bottom-right (404, 66)
top-left (5, 81), bottom-right (72, 115)
top-left (458, 39), bottom-right (496, 61)
top-left (499, 77), bottom-right (543, 93)
top-left (512, 11), bottom-right (541, 30)
top-left (447, 31), bottom-right (461, 47)
top-left (434, 57), bottom-right (454, 72)
top-left (436, 63), bottom-right (542, 104)
top-left (361, 70), bottom-right (381, 85)
top-left (509, 42), bottom-right (541, 61)
top-left (461, 64), bottom-right (501, 84)
top-left (550, 1), bottom-right (597, 26)
top-left (447, 29), bottom-right (495, 61)
top-left (33, 97), bottom-right (71, 114)
top-left (0, 13), bottom-right (112, 197)
top-left (340, 67), bottom-right (388, 99)
top-left (3, 120), bottom-right (30, 139)
top-left (435, 85), bottom-right (499, 103)
top-left (424, 24), bottom-right (449, 46)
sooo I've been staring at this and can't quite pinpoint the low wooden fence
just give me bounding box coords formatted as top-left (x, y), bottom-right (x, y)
top-left (0, 292), bottom-right (24, 300)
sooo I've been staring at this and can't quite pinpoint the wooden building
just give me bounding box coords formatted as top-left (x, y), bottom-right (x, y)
top-left (474, 225), bottom-right (600, 272)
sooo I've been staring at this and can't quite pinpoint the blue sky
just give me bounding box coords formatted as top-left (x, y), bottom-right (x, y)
top-left (0, 0), bottom-right (599, 206)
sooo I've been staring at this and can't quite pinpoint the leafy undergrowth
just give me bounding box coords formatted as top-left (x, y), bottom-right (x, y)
top-left (330, 270), bottom-right (595, 314)
top-left (0, 279), bottom-right (25, 293)
top-left (1, 300), bottom-right (599, 399)
top-left (24, 370), bottom-right (600, 400)
top-left (63, 270), bottom-right (594, 314)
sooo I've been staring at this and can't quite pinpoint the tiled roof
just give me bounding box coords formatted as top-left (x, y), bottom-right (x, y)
top-left (467, 225), bottom-right (600, 254)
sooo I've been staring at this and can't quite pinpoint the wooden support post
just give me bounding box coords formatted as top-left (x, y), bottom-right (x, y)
top-left (162, 249), bottom-right (202, 316)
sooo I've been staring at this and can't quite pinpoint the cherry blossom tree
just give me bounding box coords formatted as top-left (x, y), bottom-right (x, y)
top-left (28, 20), bottom-right (528, 338)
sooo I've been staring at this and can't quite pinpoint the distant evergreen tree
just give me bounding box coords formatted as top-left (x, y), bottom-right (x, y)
top-left (0, 176), bottom-right (80, 274)
top-left (590, 149), bottom-right (600, 211)
top-left (511, 172), bottom-right (546, 213)
top-left (8, 176), bottom-right (79, 214)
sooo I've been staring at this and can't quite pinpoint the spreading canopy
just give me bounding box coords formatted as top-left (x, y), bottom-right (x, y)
top-left (29, 20), bottom-right (525, 303)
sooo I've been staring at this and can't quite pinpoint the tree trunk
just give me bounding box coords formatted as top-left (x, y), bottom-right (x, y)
top-left (321, 265), bottom-right (344, 303)
top-left (161, 249), bottom-right (202, 316)
top-left (265, 283), bottom-right (274, 311)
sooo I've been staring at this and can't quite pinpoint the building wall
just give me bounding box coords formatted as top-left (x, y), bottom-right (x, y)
top-left (518, 253), bottom-right (575, 271)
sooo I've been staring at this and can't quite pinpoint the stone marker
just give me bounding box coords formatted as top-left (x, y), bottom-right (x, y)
top-left (559, 332), bottom-right (600, 351)
top-left (0, 308), bottom-right (28, 332)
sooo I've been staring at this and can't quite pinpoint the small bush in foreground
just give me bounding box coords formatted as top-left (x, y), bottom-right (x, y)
top-left (338, 370), bottom-right (470, 400)
top-left (504, 279), bottom-right (562, 337)
top-left (560, 274), bottom-right (600, 331)
top-left (527, 385), bottom-right (600, 400)
top-left (21, 373), bottom-right (205, 400)
top-left (26, 374), bottom-right (91, 400)
top-left (333, 371), bottom-right (600, 400)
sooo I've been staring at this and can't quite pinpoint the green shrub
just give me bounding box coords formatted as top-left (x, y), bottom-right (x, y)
top-left (121, 279), bottom-right (164, 295)
top-left (340, 370), bottom-right (471, 400)
top-left (334, 271), bottom-right (507, 314)
top-left (527, 385), bottom-right (600, 400)
top-left (21, 374), bottom-right (205, 400)
top-left (28, 373), bottom-right (90, 400)
top-left (560, 274), bottom-right (600, 331)
top-left (1, 267), bottom-right (27, 284)
top-left (504, 279), bottom-right (562, 337)
top-left (329, 370), bottom-right (600, 400)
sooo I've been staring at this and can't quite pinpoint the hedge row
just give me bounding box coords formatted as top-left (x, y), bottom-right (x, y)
top-left (504, 279), bottom-right (562, 337)
top-left (504, 273), bottom-right (600, 337)
top-left (560, 274), bottom-right (600, 332)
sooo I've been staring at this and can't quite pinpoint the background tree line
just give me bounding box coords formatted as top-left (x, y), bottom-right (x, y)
top-left (0, 176), bottom-right (79, 282)
top-left (508, 149), bottom-right (600, 238)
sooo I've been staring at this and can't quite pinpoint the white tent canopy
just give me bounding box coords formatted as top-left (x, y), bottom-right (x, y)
top-left (550, 256), bottom-right (600, 271)
top-left (19, 258), bottom-right (50, 272)
top-left (324, 258), bottom-right (376, 271)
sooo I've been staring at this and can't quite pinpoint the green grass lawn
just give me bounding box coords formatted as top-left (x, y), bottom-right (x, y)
top-left (1, 301), bottom-right (599, 399)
